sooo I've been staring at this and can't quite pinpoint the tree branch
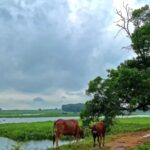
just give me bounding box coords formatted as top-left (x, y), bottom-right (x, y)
top-left (115, 3), bottom-right (132, 38)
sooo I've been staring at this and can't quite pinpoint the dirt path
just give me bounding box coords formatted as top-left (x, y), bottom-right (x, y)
top-left (105, 130), bottom-right (150, 150)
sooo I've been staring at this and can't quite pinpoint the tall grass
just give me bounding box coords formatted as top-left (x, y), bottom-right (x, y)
top-left (0, 121), bottom-right (53, 141)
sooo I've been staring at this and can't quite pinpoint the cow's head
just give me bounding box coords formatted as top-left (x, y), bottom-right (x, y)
top-left (89, 125), bottom-right (97, 136)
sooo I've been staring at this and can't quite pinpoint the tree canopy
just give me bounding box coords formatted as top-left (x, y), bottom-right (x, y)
top-left (81, 4), bottom-right (150, 129)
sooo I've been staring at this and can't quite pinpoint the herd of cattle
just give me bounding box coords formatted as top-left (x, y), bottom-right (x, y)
top-left (53, 119), bottom-right (106, 149)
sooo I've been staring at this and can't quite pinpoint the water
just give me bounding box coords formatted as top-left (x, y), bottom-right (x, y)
top-left (0, 137), bottom-right (70, 150)
top-left (0, 116), bottom-right (79, 124)
top-left (117, 115), bottom-right (150, 118)
top-left (0, 115), bottom-right (150, 124)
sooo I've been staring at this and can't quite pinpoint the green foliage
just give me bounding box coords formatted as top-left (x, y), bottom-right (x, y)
top-left (131, 24), bottom-right (150, 60)
top-left (81, 4), bottom-right (150, 130)
top-left (108, 63), bottom-right (150, 111)
top-left (132, 5), bottom-right (150, 27)
top-left (131, 4), bottom-right (150, 67)
top-left (81, 76), bottom-right (121, 129)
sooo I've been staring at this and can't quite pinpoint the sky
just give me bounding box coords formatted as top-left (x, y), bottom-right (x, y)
top-left (0, 0), bottom-right (149, 109)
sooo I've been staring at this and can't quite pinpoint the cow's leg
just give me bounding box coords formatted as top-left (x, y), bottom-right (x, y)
top-left (56, 133), bottom-right (61, 149)
top-left (56, 136), bottom-right (59, 148)
top-left (93, 135), bottom-right (96, 147)
top-left (102, 133), bottom-right (105, 147)
top-left (69, 136), bottom-right (74, 144)
top-left (97, 136), bottom-right (101, 148)
top-left (98, 135), bottom-right (103, 148)
top-left (75, 128), bottom-right (80, 143)
top-left (76, 134), bottom-right (80, 143)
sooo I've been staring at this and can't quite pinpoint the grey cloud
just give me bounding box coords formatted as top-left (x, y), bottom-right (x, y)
top-left (0, 0), bottom-right (134, 95)
top-left (0, 8), bottom-right (12, 21)
top-left (32, 97), bottom-right (50, 108)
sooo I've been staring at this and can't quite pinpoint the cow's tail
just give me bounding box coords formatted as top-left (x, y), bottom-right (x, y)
top-left (53, 121), bottom-right (56, 146)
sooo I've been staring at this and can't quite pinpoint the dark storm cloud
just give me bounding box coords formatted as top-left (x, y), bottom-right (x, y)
top-left (0, 0), bottom-right (134, 94)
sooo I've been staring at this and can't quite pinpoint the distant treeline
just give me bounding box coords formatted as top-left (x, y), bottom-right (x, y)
top-left (62, 103), bottom-right (85, 112)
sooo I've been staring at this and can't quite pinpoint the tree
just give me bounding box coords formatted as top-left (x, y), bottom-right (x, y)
top-left (116, 4), bottom-right (150, 65)
top-left (81, 4), bottom-right (150, 129)
top-left (80, 77), bottom-right (120, 129)
top-left (107, 61), bottom-right (150, 112)
top-left (62, 103), bottom-right (84, 113)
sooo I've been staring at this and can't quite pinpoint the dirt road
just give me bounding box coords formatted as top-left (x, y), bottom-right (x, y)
top-left (105, 130), bottom-right (150, 150)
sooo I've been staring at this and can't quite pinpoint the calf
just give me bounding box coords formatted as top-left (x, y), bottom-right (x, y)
top-left (90, 121), bottom-right (106, 147)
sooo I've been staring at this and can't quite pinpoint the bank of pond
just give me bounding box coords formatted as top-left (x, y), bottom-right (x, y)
top-left (0, 117), bottom-right (150, 150)
top-left (0, 137), bottom-right (70, 150)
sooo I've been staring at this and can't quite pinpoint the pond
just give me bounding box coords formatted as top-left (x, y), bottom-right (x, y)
top-left (0, 115), bottom-right (150, 124)
top-left (0, 116), bottom-right (79, 124)
top-left (0, 137), bottom-right (70, 150)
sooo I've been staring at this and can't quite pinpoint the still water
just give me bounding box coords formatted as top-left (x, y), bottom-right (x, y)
top-left (0, 137), bottom-right (70, 150)
top-left (0, 115), bottom-right (150, 124)
top-left (0, 116), bottom-right (79, 124)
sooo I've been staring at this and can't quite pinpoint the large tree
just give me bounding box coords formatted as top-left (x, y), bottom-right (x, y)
top-left (81, 4), bottom-right (150, 128)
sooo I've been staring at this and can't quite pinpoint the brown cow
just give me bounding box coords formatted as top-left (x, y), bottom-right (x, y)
top-left (53, 119), bottom-right (84, 148)
top-left (90, 121), bottom-right (106, 147)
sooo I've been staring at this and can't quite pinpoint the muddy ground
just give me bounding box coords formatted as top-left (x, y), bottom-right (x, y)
top-left (104, 130), bottom-right (150, 150)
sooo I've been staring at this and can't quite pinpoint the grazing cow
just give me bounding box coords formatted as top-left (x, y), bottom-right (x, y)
top-left (90, 121), bottom-right (106, 147)
top-left (53, 119), bottom-right (84, 148)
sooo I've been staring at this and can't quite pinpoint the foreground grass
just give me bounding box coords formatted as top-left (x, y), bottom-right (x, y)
top-left (0, 117), bottom-right (150, 142)
top-left (48, 117), bottom-right (150, 150)
top-left (132, 137), bottom-right (150, 150)
top-left (133, 145), bottom-right (150, 150)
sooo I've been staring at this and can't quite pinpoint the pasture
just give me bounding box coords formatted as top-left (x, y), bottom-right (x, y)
top-left (0, 109), bottom-right (78, 118)
top-left (0, 117), bottom-right (150, 150)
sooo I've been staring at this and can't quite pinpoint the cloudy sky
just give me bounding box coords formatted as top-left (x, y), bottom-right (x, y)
top-left (0, 0), bottom-right (149, 109)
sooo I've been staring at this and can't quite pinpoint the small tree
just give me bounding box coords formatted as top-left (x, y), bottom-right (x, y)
top-left (80, 77), bottom-right (120, 130)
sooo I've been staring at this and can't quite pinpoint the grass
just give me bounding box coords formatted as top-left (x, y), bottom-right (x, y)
top-left (133, 145), bottom-right (150, 150)
top-left (0, 121), bottom-right (53, 141)
top-left (110, 117), bottom-right (150, 134)
top-left (0, 109), bottom-right (79, 118)
top-left (132, 137), bottom-right (150, 150)
top-left (0, 117), bottom-right (150, 143)
top-left (0, 117), bottom-right (150, 150)
top-left (48, 117), bottom-right (150, 150)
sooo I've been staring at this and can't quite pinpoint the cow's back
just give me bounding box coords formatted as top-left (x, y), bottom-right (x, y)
top-left (93, 122), bottom-right (105, 135)
top-left (54, 119), bottom-right (79, 136)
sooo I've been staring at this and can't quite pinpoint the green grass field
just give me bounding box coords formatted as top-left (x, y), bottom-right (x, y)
top-left (0, 109), bottom-right (79, 118)
top-left (0, 117), bottom-right (150, 142)
top-left (47, 117), bottom-right (150, 150)
top-left (132, 137), bottom-right (150, 150)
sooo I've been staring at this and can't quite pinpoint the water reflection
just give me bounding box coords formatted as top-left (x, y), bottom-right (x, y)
top-left (0, 137), bottom-right (70, 150)
top-left (0, 116), bottom-right (79, 124)
top-left (0, 137), bottom-right (16, 150)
